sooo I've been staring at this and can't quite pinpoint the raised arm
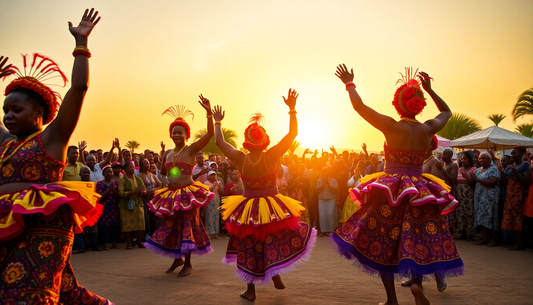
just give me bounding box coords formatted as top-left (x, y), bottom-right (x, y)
top-left (0, 56), bottom-right (16, 145)
top-left (336, 64), bottom-right (396, 132)
top-left (212, 105), bottom-right (245, 165)
top-left (98, 139), bottom-right (117, 168)
top-left (77, 141), bottom-right (87, 164)
top-left (188, 95), bottom-right (214, 154)
top-left (43, 9), bottom-right (101, 159)
top-left (266, 89), bottom-right (299, 160)
top-left (418, 71), bottom-right (452, 134)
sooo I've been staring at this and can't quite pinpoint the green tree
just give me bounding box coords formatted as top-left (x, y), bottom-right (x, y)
top-left (516, 123), bottom-right (533, 138)
top-left (437, 112), bottom-right (482, 140)
top-left (193, 127), bottom-right (238, 155)
top-left (511, 87), bottom-right (533, 122)
top-left (487, 114), bottom-right (506, 127)
top-left (287, 140), bottom-right (301, 156)
top-left (125, 140), bottom-right (140, 154)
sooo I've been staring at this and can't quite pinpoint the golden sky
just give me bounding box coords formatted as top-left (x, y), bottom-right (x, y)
top-left (1, 0), bottom-right (532, 153)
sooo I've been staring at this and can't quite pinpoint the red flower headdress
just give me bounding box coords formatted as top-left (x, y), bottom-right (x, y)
top-left (3, 53), bottom-right (68, 125)
top-left (243, 112), bottom-right (270, 151)
top-left (162, 105), bottom-right (194, 139)
top-left (392, 67), bottom-right (427, 118)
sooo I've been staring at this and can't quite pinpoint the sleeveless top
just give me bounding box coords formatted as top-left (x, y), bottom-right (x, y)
top-left (165, 162), bottom-right (193, 176)
top-left (240, 153), bottom-right (278, 196)
top-left (0, 132), bottom-right (65, 185)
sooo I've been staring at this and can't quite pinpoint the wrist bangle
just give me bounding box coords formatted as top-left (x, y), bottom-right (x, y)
top-left (346, 82), bottom-right (356, 91)
top-left (73, 46), bottom-right (91, 58)
top-left (215, 121), bottom-right (222, 125)
top-left (288, 110), bottom-right (297, 115)
top-left (206, 114), bottom-right (213, 118)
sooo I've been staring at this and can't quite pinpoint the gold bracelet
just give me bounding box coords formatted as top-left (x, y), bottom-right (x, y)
top-left (215, 121), bottom-right (222, 125)
top-left (288, 110), bottom-right (297, 115)
top-left (206, 114), bottom-right (213, 118)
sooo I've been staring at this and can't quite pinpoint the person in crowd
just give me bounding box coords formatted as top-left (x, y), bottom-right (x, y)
top-left (215, 154), bottom-right (222, 165)
top-left (308, 157), bottom-right (322, 232)
top-left (0, 9), bottom-right (111, 303)
top-left (111, 161), bottom-right (123, 180)
top-left (123, 149), bottom-right (132, 164)
top-left (74, 166), bottom-right (101, 253)
top-left (288, 163), bottom-right (310, 223)
top-left (500, 146), bottom-right (530, 250)
top-left (86, 139), bottom-right (117, 182)
top-left (224, 169), bottom-right (244, 196)
top-left (146, 99), bottom-right (215, 277)
top-left (422, 137), bottom-right (442, 178)
top-left (62, 143), bottom-right (85, 181)
top-left (472, 152), bottom-right (501, 247)
top-left (204, 170), bottom-right (222, 239)
top-left (331, 65), bottom-right (461, 305)
top-left (277, 161), bottom-right (289, 195)
top-left (454, 150), bottom-right (477, 241)
top-left (138, 156), bottom-right (160, 239)
top-left (215, 90), bottom-right (316, 301)
top-left (316, 167), bottom-right (338, 236)
top-left (193, 152), bottom-right (210, 183)
top-left (339, 161), bottom-right (365, 224)
top-left (218, 161), bottom-right (228, 184)
top-left (97, 166), bottom-right (121, 250)
top-left (118, 161), bottom-right (146, 250)
top-left (498, 155), bottom-right (511, 242)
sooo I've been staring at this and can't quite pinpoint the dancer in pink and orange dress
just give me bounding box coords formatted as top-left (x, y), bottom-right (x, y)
top-left (330, 65), bottom-right (462, 305)
top-left (214, 89), bottom-right (316, 301)
top-left (145, 100), bottom-right (215, 277)
top-left (0, 9), bottom-right (112, 304)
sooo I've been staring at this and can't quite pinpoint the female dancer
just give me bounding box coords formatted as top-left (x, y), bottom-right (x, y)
top-left (145, 100), bottom-right (215, 277)
top-left (330, 65), bottom-right (462, 305)
top-left (214, 89), bottom-right (316, 301)
top-left (0, 9), bottom-right (111, 303)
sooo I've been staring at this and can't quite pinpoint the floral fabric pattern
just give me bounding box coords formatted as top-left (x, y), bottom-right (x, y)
top-left (473, 166), bottom-right (501, 230)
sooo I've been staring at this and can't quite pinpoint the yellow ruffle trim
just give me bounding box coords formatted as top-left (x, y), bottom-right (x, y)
top-left (221, 194), bottom-right (305, 225)
top-left (360, 172), bottom-right (451, 192)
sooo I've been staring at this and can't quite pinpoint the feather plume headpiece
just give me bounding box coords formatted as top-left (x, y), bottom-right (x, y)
top-left (392, 67), bottom-right (427, 118)
top-left (4, 53), bottom-right (68, 125)
top-left (243, 112), bottom-right (270, 151)
top-left (163, 105), bottom-right (194, 139)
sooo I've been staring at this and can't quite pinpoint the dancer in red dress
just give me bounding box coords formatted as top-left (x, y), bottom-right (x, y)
top-left (0, 9), bottom-right (112, 304)
top-left (145, 100), bottom-right (215, 277)
top-left (330, 65), bottom-right (462, 305)
top-left (214, 89), bottom-right (316, 301)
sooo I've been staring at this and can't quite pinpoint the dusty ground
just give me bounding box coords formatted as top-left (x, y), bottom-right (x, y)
top-left (70, 237), bottom-right (533, 305)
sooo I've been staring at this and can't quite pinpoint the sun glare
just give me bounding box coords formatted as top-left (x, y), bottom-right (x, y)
top-left (296, 120), bottom-right (329, 150)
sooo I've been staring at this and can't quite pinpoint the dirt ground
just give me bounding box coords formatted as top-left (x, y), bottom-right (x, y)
top-left (70, 237), bottom-right (533, 305)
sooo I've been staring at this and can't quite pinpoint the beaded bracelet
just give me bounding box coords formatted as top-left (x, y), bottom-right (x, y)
top-left (73, 46), bottom-right (91, 58)
top-left (288, 110), bottom-right (297, 115)
top-left (206, 114), bottom-right (213, 118)
top-left (345, 82), bottom-right (356, 91)
top-left (215, 121), bottom-right (222, 125)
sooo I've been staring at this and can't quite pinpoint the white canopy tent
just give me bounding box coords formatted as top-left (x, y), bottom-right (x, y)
top-left (449, 126), bottom-right (533, 151)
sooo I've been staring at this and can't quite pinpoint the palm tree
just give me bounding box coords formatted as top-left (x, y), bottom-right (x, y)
top-left (125, 140), bottom-right (140, 154)
top-left (516, 123), bottom-right (533, 138)
top-left (287, 140), bottom-right (301, 156)
top-left (193, 127), bottom-right (238, 155)
top-left (511, 87), bottom-right (533, 122)
top-left (487, 114), bottom-right (506, 127)
top-left (437, 112), bottom-right (482, 140)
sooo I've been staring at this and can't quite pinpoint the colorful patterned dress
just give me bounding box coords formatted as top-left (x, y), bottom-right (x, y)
top-left (220, 154), bottom-right (317, 285)
top-left (501, 162), bottom-right (530, 231)
top-left (204, 179), bottom-right (221, 235)
top-left (118, 176), bottom-right (146, 232)
top-left (473, 166), bottom-right (500, 230)
top-left (330, 145), bottom-right (463, 281)
top-left (145, 162), bottom-right (214, 258)
top-left (454, 166), bottom-right (477, 235)
top-left (97, 180), bottom-right (120, 227)
top-left (0, 132), bottom-right (112, 304)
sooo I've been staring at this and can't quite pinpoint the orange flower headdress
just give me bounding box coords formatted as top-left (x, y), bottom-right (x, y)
top-left (392, 67), bottom-right (427, 118)
top-left (163, 105), bottom-right (194, 139)
top-left (3, 53), bottom-right (68, 125)
top-left (243, 112), bottom-right (270, 151)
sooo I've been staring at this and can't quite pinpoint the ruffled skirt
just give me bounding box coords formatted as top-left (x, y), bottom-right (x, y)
top-left (145, 183), bottom-right (214, 259)
top-left (330, 173), bottom-right (463, 281)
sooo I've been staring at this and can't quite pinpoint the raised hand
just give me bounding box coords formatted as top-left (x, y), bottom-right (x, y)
top-left (212, 105), bottom-right (225, 122)
top-left (69, 8), bottom-right (101, 38)
top-left (78, 141), bottom-right (87, 151)
top-left (335, 64), bottom-right (354, 84)
top-left (198, 94), bottom-right (212, 114)
top-left (0, 56), bottom-right (14, 79)
top-left (469, 172), bottom-right (477, 182)
top-left (418, 71), bottom-right (433, 92)
top-left (283, 88), bottom-right (299, 110)
top-left (361, 143), bottom-right (367, 153)
top-left (114, 138), bottom-right (120, 148)
top-left (160, 141), bottom-right (166, 151)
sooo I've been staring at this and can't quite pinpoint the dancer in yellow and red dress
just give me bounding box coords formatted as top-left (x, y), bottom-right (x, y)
top-left (213, 89), bottom-right (316, 301)
top-left (145, 100), bottom-right (215, 277)
top-left (330, 65), bottom-right (462, 305)
top-left (0, 9), bottom-right (112, 304)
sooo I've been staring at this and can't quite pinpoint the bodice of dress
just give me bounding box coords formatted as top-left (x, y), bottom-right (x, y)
top-left (383, 144), bottom-right (425, 175)
top-left (0, 133), bottom-right (65, 185)
top-left (165, 162), bottom-right (193, 175)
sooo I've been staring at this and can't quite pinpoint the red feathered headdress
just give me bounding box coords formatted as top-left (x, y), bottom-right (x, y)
top-left (243, 112), bottom-right (270, 151)
top-left (392, 67), bottom-right (427, 118)
top-left (3, 53), bottom-right (68, 125)
top-left (162, 105), bottom-right (194, 139)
